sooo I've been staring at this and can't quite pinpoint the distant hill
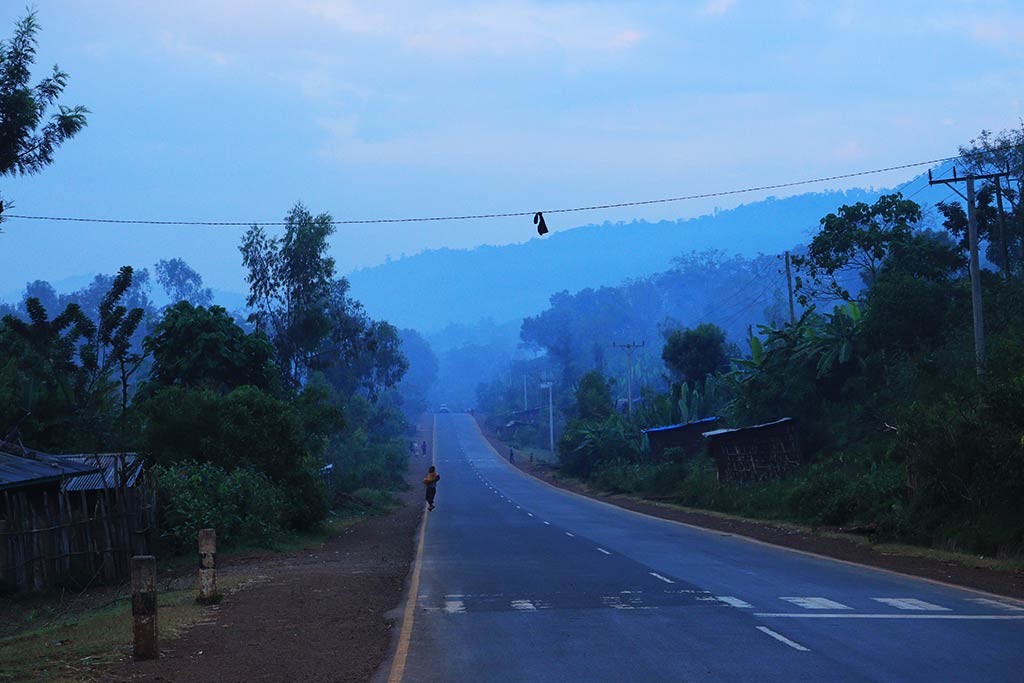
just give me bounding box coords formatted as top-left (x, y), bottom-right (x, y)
top-left (347, 187), bottom-right (891, 333)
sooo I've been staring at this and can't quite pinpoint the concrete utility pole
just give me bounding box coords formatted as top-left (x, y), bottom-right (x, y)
top-left (539, 381), bottom-right (554, 457)
top-left (784, 251), bottom-right (796, 325)
top-left (612, 341), bottom-right (645, 417)
top-left (929, 167), bottom-right (1010, 377)
top-left (994, 175), bottom-right (1010, 279)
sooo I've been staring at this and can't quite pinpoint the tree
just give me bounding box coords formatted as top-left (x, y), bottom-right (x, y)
top-left (155, 258), bottom-right (213, 306)
top-left (661, 323), bottom-right (731, 384)
top-left (0, 11), bottom-right (88, 207)
top-left (144, 301), bottom-right (277, 393)
top-left (574, 370), bottom-right (613, 421)
top-left (396, 328), bottom-right (438, 418)
top-left (240, 203), bottom-right (337, 387)
top-left (791, 193), bottom-right (921, 304)
top-left (1, 267), bottom-right (144, 446)
top-left (938, 126), bottom-right (1024, 277)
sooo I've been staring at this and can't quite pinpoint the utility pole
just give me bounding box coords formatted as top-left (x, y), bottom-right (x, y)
top-left (523, 376), bottom-right (528, 411)
top-left (929, 167), bottom-right (1010, 377)
top-left (784, 250), bottom-right (796, 325)
top-left (995, 175), bottom-right (1010, 279)
top-left (612, 341), bottom-right (645, 417)
top-left (539, 381), bottom-right (554, 457)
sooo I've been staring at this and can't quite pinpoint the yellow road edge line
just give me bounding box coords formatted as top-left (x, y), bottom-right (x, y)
top-left (468, 416), bottom-right (1024, 607)
top-left (387, 416), bottom-right (435, 683)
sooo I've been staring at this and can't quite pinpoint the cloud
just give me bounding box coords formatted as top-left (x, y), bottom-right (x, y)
top-left (305, 1), bottom-right (645, 56)
top-left (967, 17), bottom-right (1024, 55)
top-left (699, 0), bottom-right (736, 16)
top-left (158, 33), bottom-right (234, 67)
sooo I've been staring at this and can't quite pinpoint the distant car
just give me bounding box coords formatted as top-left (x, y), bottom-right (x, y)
top-left (439, 405), bottom-right (450, 413)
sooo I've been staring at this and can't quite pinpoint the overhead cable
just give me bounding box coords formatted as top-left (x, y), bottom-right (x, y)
top-left (3, 154), bottom-right (966, 228)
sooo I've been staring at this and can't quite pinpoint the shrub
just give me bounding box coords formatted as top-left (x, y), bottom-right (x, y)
top-left (154, 461), bottom-right (286, 551)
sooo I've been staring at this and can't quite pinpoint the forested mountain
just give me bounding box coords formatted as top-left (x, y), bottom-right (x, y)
top-left (347, 184), bottom-right (952, 333)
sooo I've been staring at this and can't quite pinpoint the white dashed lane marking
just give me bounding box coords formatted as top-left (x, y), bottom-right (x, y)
top-left (716, 596), bottom-right (753, 608)
top-left (967, 598), bottom-right (1024, 612)
top-left (756, 626), bottom-right (810, 652)
top-left (543, 521), bottom-right (551, 525)
top-left (444, 600), bottom-right (465, 614)
top-left (650, 572), bottom-right (675, 584)
top-left (780, 597), bottom-right (851, 610)
top-left (596, 548), bottom-right (611, 555)
top-left (872, 598), bottom-right (950, 611)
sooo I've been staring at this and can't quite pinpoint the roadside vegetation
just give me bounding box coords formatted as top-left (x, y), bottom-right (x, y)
top-left (1, 203), bottom-right (423, 556)
top-left (482, 126), bottom-right (1024, 560)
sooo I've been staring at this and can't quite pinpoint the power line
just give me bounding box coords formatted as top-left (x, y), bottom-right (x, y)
top-left (3, 154), bottom-right (966, 228)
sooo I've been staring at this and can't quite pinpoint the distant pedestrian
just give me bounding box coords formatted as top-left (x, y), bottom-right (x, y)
top-left (423, 466), bottom-right (440, 511)
top-left (421, 440), bottom-right (428, 457)
top-left (509, 447), bottom-right (515, 464)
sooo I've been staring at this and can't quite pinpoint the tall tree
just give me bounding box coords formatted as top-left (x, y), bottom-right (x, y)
top-left (155, 258), bottom-right (214, 306)
top-left (144, 302), bottom-right (277, 393)
top-left (661, 323), bottom-right (731, 384)
top-left (941, 126), bottom-right (1024, 277)
top-left (791, 193), bottom-right (921, 304)
top-left (0, 10), bottom-right (88, 220)
top-left (240, 203), bottom-right (337, 387)
top-left (2, 267), bottom-right (144, 446)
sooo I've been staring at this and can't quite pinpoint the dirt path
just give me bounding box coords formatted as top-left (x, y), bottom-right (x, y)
top-left (104, 424), bottom-right (431, 683)
top-left (477, 420), bottom-right (1024, 600)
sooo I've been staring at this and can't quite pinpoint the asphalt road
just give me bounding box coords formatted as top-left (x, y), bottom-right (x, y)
top-left (396, 414), bottom-right (1024, 682)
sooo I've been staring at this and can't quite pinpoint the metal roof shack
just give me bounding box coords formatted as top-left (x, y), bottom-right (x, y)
top-left (0, 445), bottom-right (102, 492)
top-left (641, 416), bottom-right (720, 461)
top-left (702, 418), bottom-right (802, 482)
top-left (50, 453), bottom-right (144, 492)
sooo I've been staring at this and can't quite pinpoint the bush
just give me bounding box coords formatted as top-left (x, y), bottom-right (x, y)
top-left (327, 428), bottom-right (408, 494)
top-left (278, 456), bottom-right (331, 530)
top-left (154, 461), bottom-right (286, 551)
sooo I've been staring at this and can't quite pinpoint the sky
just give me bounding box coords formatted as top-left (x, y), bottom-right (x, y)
top-left (1, 0), bottom-right (1023, 297)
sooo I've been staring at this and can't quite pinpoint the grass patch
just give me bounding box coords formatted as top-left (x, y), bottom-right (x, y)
top-left (872, 542), bottom-right (1024, 574)
top-left (0, 574), bottom-right (256, 683)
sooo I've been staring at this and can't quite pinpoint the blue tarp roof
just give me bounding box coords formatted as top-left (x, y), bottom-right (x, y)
top-left (642, 416), bottom-right (720, 434)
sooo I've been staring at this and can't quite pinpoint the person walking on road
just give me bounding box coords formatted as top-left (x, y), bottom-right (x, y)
top-left (421, 440), bottom-right (428, 457)
top-left (423, 466), bottom-right (440, 511)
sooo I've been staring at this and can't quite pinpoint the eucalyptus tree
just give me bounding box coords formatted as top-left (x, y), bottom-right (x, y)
top-left (0, 10), bottom-right (88, 222)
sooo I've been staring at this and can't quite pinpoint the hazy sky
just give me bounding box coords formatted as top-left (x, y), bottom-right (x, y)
top-left (2, 1), bottom-right (1022, 296)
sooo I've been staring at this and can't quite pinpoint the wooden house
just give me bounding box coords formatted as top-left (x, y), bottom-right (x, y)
top-left (701, 418), bottom-right (802, 482)
top-left (0, 443), bottom-right (153, 593)
top-left (641, 417), bottom-right (720, 461)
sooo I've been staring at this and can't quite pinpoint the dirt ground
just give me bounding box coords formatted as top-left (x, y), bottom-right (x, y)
top-left (101, 431), bottom-right (430, 683)
top-left (478, 423), bottom-right (1024, 601)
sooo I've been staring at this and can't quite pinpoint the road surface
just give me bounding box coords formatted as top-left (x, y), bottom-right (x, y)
top-left (392, 414), bottom-right (1024, 682)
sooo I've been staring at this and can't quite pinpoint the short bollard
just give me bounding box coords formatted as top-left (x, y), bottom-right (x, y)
top-left (198, 528), bottom-right (218, 604)
top-left (131, 555), bottom-right (158, 661)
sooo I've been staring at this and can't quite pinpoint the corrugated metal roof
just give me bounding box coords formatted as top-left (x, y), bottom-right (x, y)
top-left (52, 454), bottom-right (143, 491)
top-left (642, 416), bottom-right (720, 434)
top-left (702, 417), bottom-right (793, 439)
top-left (0, 449), bottom-right (102, 491)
